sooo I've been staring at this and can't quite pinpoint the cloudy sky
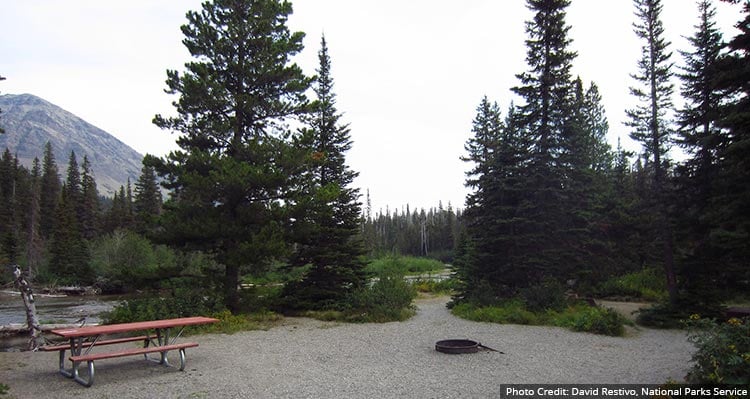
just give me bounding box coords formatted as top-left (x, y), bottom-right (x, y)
top-left (0, 0), bottom-right (743, 213)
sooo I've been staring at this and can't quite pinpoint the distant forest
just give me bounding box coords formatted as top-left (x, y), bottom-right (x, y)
top-left (1, 0), bottom-right (748, 318)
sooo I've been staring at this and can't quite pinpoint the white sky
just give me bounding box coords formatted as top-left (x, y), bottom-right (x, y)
top-left (0, 0), bottom-right (743, 213)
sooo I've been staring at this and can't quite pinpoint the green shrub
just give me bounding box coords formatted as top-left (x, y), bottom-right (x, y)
top-left (554, 306), bottom-right (627, 336)
top-left (451, 300), bottom-right (539, 325)
top-left (343, 273), bottom-right (417, 323)
top-left (103, 287), bottom-right (224, 324)
top-left (366, 255), bottom-right (445, 276)
top-left (188, 310), bottom-right (282, 335)
top-left (685, 315), bottom-right (750, 385)
top-left (635, 303), bottom-right (690, 329)
top-left (89, 231), bottom-right (177, 293)
top-left (412, 278), bottom-right (458, 294)
top-left (520, 278), bottom-right (567, 312)
top-left (596, 268), bottom-right (667, 302)
top-left (452, 301), bottom-right (628, 336)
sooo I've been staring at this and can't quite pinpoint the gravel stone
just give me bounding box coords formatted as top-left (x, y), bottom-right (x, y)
top-left (0, 296), bottom-right (693, 398)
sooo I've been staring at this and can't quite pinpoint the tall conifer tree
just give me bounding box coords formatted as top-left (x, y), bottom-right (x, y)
top-left (152, 0), bottom-right (312, 311)
top-left (283, 36), bottom-right (367, 309)
top-left (39, 142), bottom-right (60, 240)
top-left (626, 0), bottom-right (678, 304)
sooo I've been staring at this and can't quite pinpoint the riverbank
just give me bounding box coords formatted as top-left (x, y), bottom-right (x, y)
top-left (0, 295), bottom-right (692, 398)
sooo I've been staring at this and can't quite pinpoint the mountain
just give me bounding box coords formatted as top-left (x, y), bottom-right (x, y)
top-left (0, 93), bottom-right (143, 195)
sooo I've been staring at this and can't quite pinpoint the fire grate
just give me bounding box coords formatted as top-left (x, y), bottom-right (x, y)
top-left (435, 339), bottom-right (498, 354)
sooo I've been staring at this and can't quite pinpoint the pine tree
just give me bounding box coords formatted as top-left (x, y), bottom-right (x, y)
top-left (626, 0), bottom-right (678, 304)
top-left (705, 0), bottom-right (750, 297)
top-left (134, 156), bottom-right (162, 235)
top-left (510, 0), bottom-right (578, 285)
top-left (151, 0), bottom-right (312, 311)
top-left (282, 35), bottom-right (367, 309)
top-left (0, 75), bottom-right (5, 134)
top-left (49, 183), bottom-right (91, 284)
top-left (674, 0), bottom-right (726, 311)
top-left (79, 156), bottom-right (100, 240)
top-left (25, 158), bottom-right (43, 277)
top-left (39, 142), bottom-right (61, 240)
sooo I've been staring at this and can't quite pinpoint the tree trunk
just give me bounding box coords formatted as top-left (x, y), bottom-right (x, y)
top-left (13, 265), bottom-right (44, 351)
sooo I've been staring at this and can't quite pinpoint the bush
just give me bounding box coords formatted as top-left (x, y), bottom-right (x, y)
top-left (595, 268), bottom-right (667, 302)
top-left (342, 273), bottom-right (417, 322)
top-left (366, 255), bottom-right (445, 276)
top-left (412, 277), bottom-right (458, 294)
top-left (89, 231), bottom-right (177, 293)
top-left (685, 315), bottom-right (750, 385)
top-left (554, 306), bottom-right (626, 336)
top-left (451, 300), bottom-right (539, 325)
top-left (520, 278), bottom-right (567, 312)
top-left (451, 301), bottom-right (629, 336)
top-left (103, 286), bottom-right (224, 324)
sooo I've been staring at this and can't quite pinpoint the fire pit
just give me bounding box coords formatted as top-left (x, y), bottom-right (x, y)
top-left (435, 339), bottom-right (482, 354)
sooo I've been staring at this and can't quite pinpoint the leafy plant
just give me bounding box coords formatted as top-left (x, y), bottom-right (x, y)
top-left (595, 268), bottom-right (667, 302)
top-left (685, 315), bottom-right (750, 385)
top-left (519, 278), bottom-right (567, 312)
top-left (452, 301), bottom-right (629, 336)
top-left (341, 272), bottom-right (417, 323)
top-left (366, 255), bottom-right (445, 276)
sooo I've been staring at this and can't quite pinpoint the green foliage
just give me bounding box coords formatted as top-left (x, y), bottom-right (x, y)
top-left (412, 278), bottom-right (458, 294)
top-left (635, 303), bottom-right (691, 329)
top-left (595, 268), bottom-right (667, 302)
top-left (553, 306), bottom-right (627, 336)
top-left (0, 383), bottom-right (8, 396)
top-left (341, 273), bottom-right (417, 323)
top-left (89, 231), bottom-right (177, 293)
top-left (519, 278), bottom-right (567, 312)
top-left (452, 300), bottom-right (539, 325)
top-left (452, 301), bottom-right (629, 336)
top-left (366, 255), bottom-right (445, 276)
top-left (103, 286), bottom-right (224, 324)
top-left (188, 310), bottom-right (282, 335)
top-left (685, 315), bottom-right (750, 385)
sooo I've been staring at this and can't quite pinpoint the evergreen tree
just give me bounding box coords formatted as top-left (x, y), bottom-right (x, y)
top-left (151, 0), bottom-right (312, 311)
top-left (626, 0), bottom-right (678, 304)
top-left (49, 183), bottom-right (91, 284)
top-left (0, 75), bottom-right (5, 134)
top-left (675, 0), bottom-right (726, 310)
top-left (704, 0), bottom-right (750, 297)
top-left (79, 156), bottom-right (100, 240)
top-left (0, 149), bottom-right (19, 262)
top-left (283, 36), bottom-right (367, 309)
top-left (25, 158), bottom-right (43, 277)
top-left (134, 156), bottom-right (162, 235)
top-left (39, 142), bottom-right (61, 239)
top-left (509, 0), bottom-right (578, 285)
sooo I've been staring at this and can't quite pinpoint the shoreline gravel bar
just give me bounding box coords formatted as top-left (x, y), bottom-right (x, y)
top-left (0, 296), bottom-right (693, 398)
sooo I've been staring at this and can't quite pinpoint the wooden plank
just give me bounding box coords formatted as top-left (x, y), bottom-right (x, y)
top-left (69, 342), bottom-right (199, 363)
top-left (39, 335), bottom-right (153, 352)
top-left (51, 316), bottom-right (219, 338)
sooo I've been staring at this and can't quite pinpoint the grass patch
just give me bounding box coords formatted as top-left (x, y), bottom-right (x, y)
top-left (411, 278), bottom-right (458, 294)
top-left (595, 268), bottom-right (667, 302)
top-left (187, 310), bottom-right (283, 335)
top-left (366, 255), bottom-right (446, 276)
top-left (452, 300), bottom-right (630, 336)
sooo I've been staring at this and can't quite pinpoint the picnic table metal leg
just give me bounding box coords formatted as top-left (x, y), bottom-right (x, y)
top-left (71, 360), bottom-right (95, 387)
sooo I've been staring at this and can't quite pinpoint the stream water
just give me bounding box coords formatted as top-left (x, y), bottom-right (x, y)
top-left (0, 291), bottom-right (122, 351)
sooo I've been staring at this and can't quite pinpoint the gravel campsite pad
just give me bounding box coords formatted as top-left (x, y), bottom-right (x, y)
top-left (0, 296), bottom-right (692, 398)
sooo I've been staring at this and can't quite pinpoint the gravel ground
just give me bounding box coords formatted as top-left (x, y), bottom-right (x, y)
top-left (0, 296), bottom-right (693, 398)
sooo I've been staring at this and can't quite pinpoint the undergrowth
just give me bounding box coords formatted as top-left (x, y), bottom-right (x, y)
top-left (451, 300), bottom-right (630, 336)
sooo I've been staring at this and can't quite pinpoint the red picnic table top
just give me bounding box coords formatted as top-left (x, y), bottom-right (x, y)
top-left (50, 316), bottom-right (219, 338)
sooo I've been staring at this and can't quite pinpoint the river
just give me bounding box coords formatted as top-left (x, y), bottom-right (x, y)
top-left (0, 291), bottom-right (122, 351)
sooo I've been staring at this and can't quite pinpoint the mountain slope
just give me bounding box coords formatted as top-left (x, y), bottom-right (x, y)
top-left (0, 93), bottom-right (143, 195)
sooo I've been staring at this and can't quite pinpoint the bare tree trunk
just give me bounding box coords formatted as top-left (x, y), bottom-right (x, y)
top-left (12, 265), bottom-right (44, 351)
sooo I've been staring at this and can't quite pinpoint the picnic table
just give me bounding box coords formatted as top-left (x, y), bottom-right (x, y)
top-left (45, 316), bottom-right (218, 387)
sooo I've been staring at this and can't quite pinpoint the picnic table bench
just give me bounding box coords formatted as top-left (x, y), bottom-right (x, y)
top-left (44, 316), bottom-right (218, 387)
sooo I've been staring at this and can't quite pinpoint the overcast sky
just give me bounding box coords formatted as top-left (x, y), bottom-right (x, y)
top-left (0, 0), bottom-right (743, 213)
